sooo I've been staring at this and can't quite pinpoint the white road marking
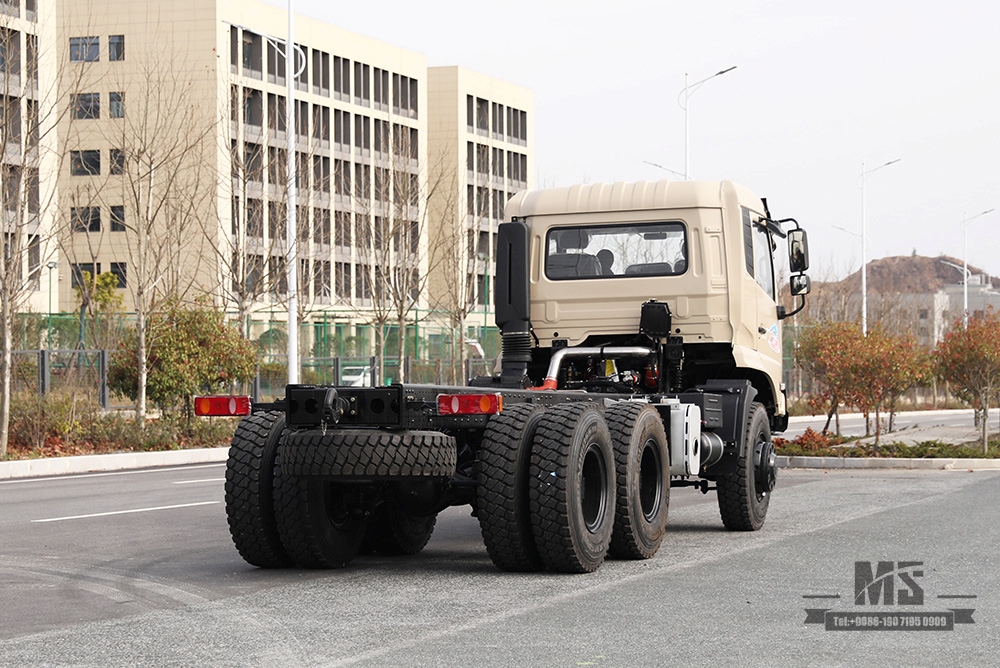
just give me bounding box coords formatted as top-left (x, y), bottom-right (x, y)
top-left (31, 501), bottom-right (220, 523)
top-left (172, 478), bottom-right (225, 485)
top-left (0, 463), bottom-right (225, 485)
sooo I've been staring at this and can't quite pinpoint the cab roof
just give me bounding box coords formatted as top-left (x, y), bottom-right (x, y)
top-left (505, 179), bottom-right (765, 219)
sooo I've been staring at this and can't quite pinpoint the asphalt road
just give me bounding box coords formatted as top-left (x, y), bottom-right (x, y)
top-left (1, 464), bottom-right (997, 667)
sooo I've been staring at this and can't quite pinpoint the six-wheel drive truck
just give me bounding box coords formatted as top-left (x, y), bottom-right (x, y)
top-left (200, 179), bottom-right (811, 574)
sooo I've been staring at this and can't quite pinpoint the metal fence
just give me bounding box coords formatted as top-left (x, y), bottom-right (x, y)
top-left (254, 355), bottom-right (497, 401)
top-left (11, 349), bottom-right (110, 408)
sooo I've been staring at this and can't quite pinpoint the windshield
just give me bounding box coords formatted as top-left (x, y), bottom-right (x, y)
top-left (544, 222), bottom-right (687, 280)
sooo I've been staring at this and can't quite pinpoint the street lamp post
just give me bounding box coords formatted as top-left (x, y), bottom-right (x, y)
top-left (46, 261), bottom-right (58, 350)
top-left (962, 208), bottom-right (995, 329)
top-left (285, 0), bottom-right (300, 384)
top-left (859, 159), bottom-right (900, 335)
top-left (679, 66), bottom-right (736, 180)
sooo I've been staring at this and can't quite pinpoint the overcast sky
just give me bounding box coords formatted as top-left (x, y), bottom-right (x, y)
top-left (266, 0), bottom-right (1000, 282)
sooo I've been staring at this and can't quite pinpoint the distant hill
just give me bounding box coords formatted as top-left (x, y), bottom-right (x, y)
top-left (815, 254), bottom-right (1000, 294)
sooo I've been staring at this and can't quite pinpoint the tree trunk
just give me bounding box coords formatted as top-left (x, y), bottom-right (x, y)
top-left (983, 391), bottom-right (990, 456)
top-left (137, 313), bottom-right (147, 423)
top-left (0, 309), bottom-right (11, 458)
top-left (396, 315), bottom-right (407, 383)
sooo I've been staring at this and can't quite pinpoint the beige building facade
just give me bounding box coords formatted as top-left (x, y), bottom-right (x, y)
top-left (23, 0), bottom-right (532, 356)
top-left (425, 66), bottom-right (533, 337)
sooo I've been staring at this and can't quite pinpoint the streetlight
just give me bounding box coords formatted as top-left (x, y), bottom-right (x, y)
top-left (46, 261), bottom-right (58, 350)
top-left (858, 158), bottom-right (900, 335)
top-left (962, 208), bottom-right (995, 329)
top-left (678, 66), bottom-right (737, 180)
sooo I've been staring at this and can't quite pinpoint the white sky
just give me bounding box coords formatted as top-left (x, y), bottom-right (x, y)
top-left (266, 0), bottom-right (1000, 281)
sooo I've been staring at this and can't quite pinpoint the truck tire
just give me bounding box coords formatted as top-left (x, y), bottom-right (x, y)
top-left (281, 429), bottom-right (457, 479)
top-left (529, 403), bottom-right (616, 573)
top-left (362, 498), bottom-right (437, 556)
top-left (224, 411), bottom-right (293, 568)
top-left (717, 402), bottom-right (774, 531)
top-left (271, 451), bottom-right (367, 568)
top-left (605, 403), bottom-right (669, 559)
top-left (477, 404), bottom-right (547, 572)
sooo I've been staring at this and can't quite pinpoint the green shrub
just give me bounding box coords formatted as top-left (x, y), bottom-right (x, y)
top-left (8, 392), bottom-right (98, 450)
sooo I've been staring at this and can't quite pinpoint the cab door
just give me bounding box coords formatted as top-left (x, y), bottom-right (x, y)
top-left (744, 209), bottom-right (782, 373)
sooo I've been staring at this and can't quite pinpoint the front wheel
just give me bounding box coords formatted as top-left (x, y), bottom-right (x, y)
top-left (716, 402), bottom-right (775, 531)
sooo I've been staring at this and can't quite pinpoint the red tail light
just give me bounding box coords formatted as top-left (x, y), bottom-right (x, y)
top-left (194, 395), bottom-right (252, 417)
top-left (437, 393), bottom-right (503, 416)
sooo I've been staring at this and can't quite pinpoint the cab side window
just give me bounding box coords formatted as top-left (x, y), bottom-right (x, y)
top-left (742, 208), bottom-right (775, 300)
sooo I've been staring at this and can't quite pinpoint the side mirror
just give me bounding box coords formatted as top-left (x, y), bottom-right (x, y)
top-left (788, 229), bottom-right (809, 274)
top-left (790, 274), bottom-right (811, 297)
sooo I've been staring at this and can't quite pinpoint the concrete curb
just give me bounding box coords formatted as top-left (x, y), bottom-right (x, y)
top-left (776, 455), bottom-right (1000, 471)
top-left (0, 447), bottom-right (229, 480)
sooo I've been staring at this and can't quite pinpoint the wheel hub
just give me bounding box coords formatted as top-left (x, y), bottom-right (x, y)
top-left (753, 438), bottom-right (777, 495)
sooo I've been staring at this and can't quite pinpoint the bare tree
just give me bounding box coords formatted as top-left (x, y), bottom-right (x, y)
top-left (427, 140), bottom-right (480, 384)
top-left (201, 82), bottom-right (289, 339)
top-left (58, 36), bottom-right (217, 421)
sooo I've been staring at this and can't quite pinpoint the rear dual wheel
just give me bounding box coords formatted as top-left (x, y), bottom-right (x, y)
top-left (529, 404), bottom-right (616, 573)
top-left (224, 411), bottom-right (293, 568)
top-left (605, 403), bottom-right (670, 559)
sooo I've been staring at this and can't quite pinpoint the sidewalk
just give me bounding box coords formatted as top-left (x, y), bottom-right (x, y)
top-left (0, 447), bottom-right (228, 480)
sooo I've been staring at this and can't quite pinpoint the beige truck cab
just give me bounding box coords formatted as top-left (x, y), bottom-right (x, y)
top-left (497, 179), bottom-right (809, 433)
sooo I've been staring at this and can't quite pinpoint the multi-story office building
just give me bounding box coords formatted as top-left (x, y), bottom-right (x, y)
top-left (1, 0), bottom-right (59, 317)
top-left (25, 0), bottom-right (532, 356)
top-left (425, 66), bottom-right (533, 335)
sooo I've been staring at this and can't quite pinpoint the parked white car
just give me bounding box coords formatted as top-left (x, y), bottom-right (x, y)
top-left (341, 365), bottom-right (371, 387)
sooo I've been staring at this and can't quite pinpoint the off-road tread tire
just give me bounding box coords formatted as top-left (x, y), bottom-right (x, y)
top-left (717, 402), bottom-right (772, 531)
top-left (271, 451), bottom-right (367, 568)
top-left (224, 411), bottom-right (293, 568)
top-left (282, 429), bottom-right (457, 479)
top-left (528, 403), bottom-right (615, 573)
top-left (476, 404), bottom-right (547, 572)
top-left (606, 402), bottom-right (670, 559)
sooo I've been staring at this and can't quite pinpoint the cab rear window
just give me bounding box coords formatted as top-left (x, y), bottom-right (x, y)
top-left (545, 222), bottom-right (687, 280)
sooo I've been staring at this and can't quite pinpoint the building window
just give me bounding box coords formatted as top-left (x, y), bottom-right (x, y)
top-left (70, 150), bottom-right (100, 175)
top-left (109, 91), bottom-right (124, 118)
top-left (71, 206), bottom-right (101, 232)
top-left (108, 34), bottom-right (124, 61)
top-left (353, 61), bottom-right (369, 106)
top-left (0, 28), bottom-right (21, 76)
top-left (71, 263), bottom-right (100, 288)
top-left (335, 261), bottom-right (350, 299)
top-left (109, 148), bottom-right (125, 175)
top-left (241, 31), bottom-right (262, 78)
top-left (476, 97), bottom-right (488, 134)
top-left (373, 68), bottom-right (389, 112)
top-left (392, 74), bottom-right (418, 118)
top-left (28, 234), bottom-right (40, 290)
top-left (110, 205), bottom-right (125, 231)
top-left (334, 210), bottom-right (351, 246)
top-left (333, 55), bottom-right (349, 101)
top-left (313, 50), bottom-right (329, 96)
top-left (110, 262), bottom-right (127, 288)
top-left (266, 40), bottom-right (285, 85)
top-left (69, 36), bottom-right (99, 62)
